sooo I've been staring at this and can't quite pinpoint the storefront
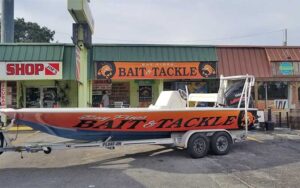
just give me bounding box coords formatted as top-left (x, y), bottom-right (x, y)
top-left (2, 44), bottom-right (298, 111)
top-left (0, 44), bottom-right (78, 109)
top-left (217, 46), bottom-right (300, 111)
top-left (253, 48), bottom-right (300, 110)
top-left (91, 45), bottom-right (218, 107)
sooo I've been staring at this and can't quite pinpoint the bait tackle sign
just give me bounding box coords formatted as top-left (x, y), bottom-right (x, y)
top-left (95, 61), bottom-right (216, 80)
top-left (13, 110), bottom-right (257, 132)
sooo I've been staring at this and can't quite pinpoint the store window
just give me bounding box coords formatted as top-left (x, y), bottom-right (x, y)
top-left (163, 80), bottom-right (219, 93)
top-left (25, 87), bottom-right (58, 108)
top-left (258, 82), bottom-right (288, 100)
top-left (92, 80), bottom-right (112, 107)
top-left (92, 81), bottom-right (130, 108)
top-left (111, 82), bottom-right (130, 107)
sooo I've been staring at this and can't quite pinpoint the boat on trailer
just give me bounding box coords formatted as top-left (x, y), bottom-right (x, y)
top-left (0, 75), bottom-right (259, 158)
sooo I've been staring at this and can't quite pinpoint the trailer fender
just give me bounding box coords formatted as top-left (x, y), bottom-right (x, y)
top-left (181, 129), bottom-right (233, 149)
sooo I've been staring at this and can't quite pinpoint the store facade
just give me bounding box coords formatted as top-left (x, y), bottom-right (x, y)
top-left (0, 44), bottom-right (78, 110)
top-left (1, 43), bottom-right (298, 112)
top-left (91, 45), bottom-right (218, 107)
top-left (217, 46), bottom-right (300, 111)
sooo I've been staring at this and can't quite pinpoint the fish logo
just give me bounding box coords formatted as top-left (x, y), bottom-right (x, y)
top-left (199, 62), bottom-right (216, 78)
top-left (96, 62), bottom-right (116, 79)
top-left (238, 111), bottom-right (257, 129)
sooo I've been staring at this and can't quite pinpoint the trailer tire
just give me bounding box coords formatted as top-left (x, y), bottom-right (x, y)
top-left (43, 147), bottom-right (52, 154)
top-left (211, 132), bottom-right (232, 155)
top-left (187, 133), bottom-right (209, 158)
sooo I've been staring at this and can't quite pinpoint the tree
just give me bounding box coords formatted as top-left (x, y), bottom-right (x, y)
top-left (15, 18), bottom-right (55, 42)
top-left (0, 18), bottom-right (55, 42)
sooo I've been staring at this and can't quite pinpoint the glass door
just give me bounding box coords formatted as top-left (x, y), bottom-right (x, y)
top-left (25, 88), bottom-right (41, 108)
top-left (42, 87), bottom-right (58, 108)
top-left (25, 87), bottom-right (58, 108)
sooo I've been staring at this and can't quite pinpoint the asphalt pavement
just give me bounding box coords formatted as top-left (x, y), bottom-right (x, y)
top-left (1, 129), bottom-right (300, 188)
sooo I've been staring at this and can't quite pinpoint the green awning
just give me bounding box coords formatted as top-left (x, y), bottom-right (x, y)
top-left (0, 43), bottom-right (64, 61)
top-left (93, 44), bottom-right (217, 62)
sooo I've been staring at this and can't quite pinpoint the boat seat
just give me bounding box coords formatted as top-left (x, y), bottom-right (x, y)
top-left (188, 93), bottom-right (218, 107)
top-left (149, 91), bottom-right (186, 109)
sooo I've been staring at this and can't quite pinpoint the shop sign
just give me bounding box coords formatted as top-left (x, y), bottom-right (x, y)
top-left (95, 61), bottom-right (216, 80)
top-left (0, 61), bottom-right (63, 80)
top-left (0, 82), bottom-right (6, 108)
top-left (279, 62), bottom-right (293, 75)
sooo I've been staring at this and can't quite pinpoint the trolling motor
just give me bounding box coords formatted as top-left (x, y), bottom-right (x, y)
top-left (224, 80), bottom-right (254, 108)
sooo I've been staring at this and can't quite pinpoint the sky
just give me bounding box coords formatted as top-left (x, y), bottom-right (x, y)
top-left (6, 0), bottom-right (300, 45)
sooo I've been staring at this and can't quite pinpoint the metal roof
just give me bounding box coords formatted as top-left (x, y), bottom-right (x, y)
top-left (265, 47), bottom-right (300, 62)
top-left (93, 44), bottom-right (217, 62)
top-left (62, 46), bottom-right (76, 80)
top-left (217, 47), bottom-right (272, 78)
top-left (0, 43), bottom-right (65, 61)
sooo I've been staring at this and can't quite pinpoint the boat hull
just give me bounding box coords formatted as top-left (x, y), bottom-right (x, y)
top-left (1, 108), bottom-right (257, 141)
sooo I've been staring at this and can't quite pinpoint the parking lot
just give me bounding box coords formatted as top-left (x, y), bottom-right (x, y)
top-left (1, 129), bottom-right (300, 188)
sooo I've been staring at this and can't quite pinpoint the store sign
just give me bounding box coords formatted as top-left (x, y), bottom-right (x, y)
top-left (279, 62), bottom-right (293, 75)
top-left (95, 61), bottom-right (216, 80)
top-left (274, 99), bottom-right (288, 109)
top-left (0, 82), bottom-right (6, 108)
top-left (0, 61), bottom-right (63, 80)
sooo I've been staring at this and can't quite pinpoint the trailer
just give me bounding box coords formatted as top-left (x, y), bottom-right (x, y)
top-left (0, 75), bottom-right (258, 158)
top-left (0, 122), bottom-right (247, 158)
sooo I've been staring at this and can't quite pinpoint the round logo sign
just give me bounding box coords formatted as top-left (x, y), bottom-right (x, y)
top-left (96, 62), bottom-right (116, 79)
top-left (279, 62), bottom-right (293, 75)
top-left (237, 111), bottom-right (256, 129)
top-left (198, 62), bottom-right (216, 78)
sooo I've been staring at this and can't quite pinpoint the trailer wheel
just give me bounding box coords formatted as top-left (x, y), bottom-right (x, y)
top-left (211, 132), bottom-right (232, 155)
top-left (43, 147), bottom-right (52, 154)
top-left (187, 133), bottom-right (209, 158)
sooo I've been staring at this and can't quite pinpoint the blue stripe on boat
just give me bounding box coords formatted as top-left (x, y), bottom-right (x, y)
top-left (15, 119), bottom-right (171, 141)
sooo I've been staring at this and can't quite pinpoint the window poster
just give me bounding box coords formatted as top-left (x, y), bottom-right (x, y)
top-left (26, 88), bottom-right (41, 108)
top-left (139, 86), bottom-right (152, 102)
